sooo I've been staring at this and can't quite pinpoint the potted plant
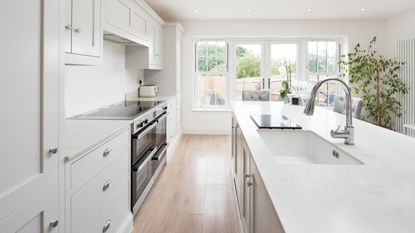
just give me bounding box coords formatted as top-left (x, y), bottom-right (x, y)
top-left (339, 37), bottom-right (408, 129)
top-left (280, 59), bottom-right (293, 102)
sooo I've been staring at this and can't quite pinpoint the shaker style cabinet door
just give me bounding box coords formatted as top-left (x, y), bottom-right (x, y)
top-left (251, 158), bottom-right (270, 233)
top-left (71, 0), bottom-right (102, 57)
top-left (0, 0), bottom-right (59, 231)
top-left (105, 0), bottom-right (131, 33)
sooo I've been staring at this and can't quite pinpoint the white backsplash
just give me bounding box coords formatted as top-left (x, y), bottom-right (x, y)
top-left (65, 41), bottom-right (143, 118)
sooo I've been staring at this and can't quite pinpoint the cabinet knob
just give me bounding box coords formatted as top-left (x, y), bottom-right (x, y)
top-left (247, 181), bottom-right (253, 187)
top-left (49, 147), bottom-right (58, 154)
top-left (73, 27), bottom-right (81, 33)
top-left (103, 148), bottom-right (112, 157)
top-left (65, 25), bottom-right (72, 31)
top-left (103, 219), bottom-right (111, 233)
top-left (49, 219), bottom-right (59, 228)
top-left (102, 180), bottom-right (111, 191)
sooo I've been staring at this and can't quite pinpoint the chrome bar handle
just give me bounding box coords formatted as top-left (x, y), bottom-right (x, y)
top-left (103, 148), bottom-right (112, 157)
top-left (49, 219), bottom-right (59, 229)
top-left (102, 219), bottom-right (111, 233)
top-left (102, 180), bottom-right (111, 191)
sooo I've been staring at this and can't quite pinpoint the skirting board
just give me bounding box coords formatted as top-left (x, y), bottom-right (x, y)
top-left (183, 128), bottom-right (231, 135)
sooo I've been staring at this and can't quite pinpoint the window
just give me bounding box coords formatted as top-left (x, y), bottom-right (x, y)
top-left (194, 40), bottom-right (228, 109)
top-left (269, 43), bottom-right (299, 101)
top-left (307, 40), bottom-right (341, 106)
top-left (234, 43), bottom-right (263, 100)
top-left (192, 38), bottom-right (344, 109)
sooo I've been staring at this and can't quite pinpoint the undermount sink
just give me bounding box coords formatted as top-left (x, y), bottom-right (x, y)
top-left (258, 130), bottom-right (363, 165)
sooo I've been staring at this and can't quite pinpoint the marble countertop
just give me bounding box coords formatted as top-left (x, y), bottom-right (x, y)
top-left (63, 95), bottom-right (176, 161)
top-left (232, 101), bottom-right (415, 233)
top-left (62, 119), bottom-right (131, 161)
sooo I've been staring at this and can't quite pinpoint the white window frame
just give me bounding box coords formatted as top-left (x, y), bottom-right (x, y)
top-left (232, 40), bottom-right (266, 100)
top-left (191, 37), bottom-right (345, 111)
top-left (305, 39), bottom-right (343, 106)
top-left (193, 38), bottom-right (230, 111)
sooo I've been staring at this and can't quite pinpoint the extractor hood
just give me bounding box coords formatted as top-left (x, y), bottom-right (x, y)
top-left (103, 33), bottom-right (141, 46)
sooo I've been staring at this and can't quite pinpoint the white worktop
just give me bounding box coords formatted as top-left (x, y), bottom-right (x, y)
top-left (232, 101), bottom-right (415, 233)
top-left (63, 119), bottom-right (131, 161)
top-left (63, 96), bottom-right (175, 161)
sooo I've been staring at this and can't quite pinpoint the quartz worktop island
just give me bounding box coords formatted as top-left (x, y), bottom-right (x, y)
top-left (231, 101), bottom-right (415, 233)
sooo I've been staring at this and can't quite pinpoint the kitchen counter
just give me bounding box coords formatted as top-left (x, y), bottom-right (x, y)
top-left (232, 101), bottom-right (415, 233)
top-left (63, 119), bottom-right (131, 161)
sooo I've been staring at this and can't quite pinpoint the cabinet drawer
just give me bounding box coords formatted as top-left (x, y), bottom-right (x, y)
top-left (71, 148), bottom-right (129, 233)
top-left (80, 177), bottom-right (130, 233)
top-left (71, 129), bottom-right (129, 188)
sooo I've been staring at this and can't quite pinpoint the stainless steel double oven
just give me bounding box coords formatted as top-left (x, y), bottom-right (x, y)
top-left (131, 103), bottom-right (168, 214)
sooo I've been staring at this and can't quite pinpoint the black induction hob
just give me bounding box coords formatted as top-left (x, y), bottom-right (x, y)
top-left (250, 114), bottom-right (302, 130)
top-left (74, 100), bottom-right (164, 120)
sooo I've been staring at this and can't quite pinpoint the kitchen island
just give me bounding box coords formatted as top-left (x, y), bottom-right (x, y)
top-left (231, 101), bottom-right (415, 233)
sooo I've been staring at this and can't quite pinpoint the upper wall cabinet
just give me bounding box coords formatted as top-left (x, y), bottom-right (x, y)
top-left (104, 0), bottom-right (150, 45)
top-left (147, 18), bottom-right (163, 68)
top-left (65, 0), bottom-right (103, 65)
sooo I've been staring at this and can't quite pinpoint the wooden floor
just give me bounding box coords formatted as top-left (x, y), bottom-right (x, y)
top-left (133, 135), bottom-right (239, 233)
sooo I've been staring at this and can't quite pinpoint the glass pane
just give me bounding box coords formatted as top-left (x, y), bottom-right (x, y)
top-left (270, 43), bottom-right (298, 101)
top-left (307, 40), bottom-right (339, 107)
top-left (195, 74), bottom-right (227, 108)
top-left (307, 41), bottom-right (318, 73)
top-left (327, 41), bottom-right (337, 74)
top-left (318, 41), bottom-right (327, 73)
top-left (235, 44), bottom-right (262, 99)
top-left (196, 41), bottom-right (226, 73)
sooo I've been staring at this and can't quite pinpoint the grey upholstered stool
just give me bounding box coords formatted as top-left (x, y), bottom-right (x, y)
top-left (333, 96), bottom-right (363, 119)
top-left (242, 90), bottom-right (270, 101)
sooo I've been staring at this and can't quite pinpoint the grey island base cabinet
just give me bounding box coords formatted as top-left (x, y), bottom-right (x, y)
top-left (232, 114), bottom-right (285, 233)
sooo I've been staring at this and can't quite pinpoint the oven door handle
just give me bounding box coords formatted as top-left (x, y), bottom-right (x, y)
top-left (152, 143), bottom-right (168, 161)
top-left (156, 113), bottom-right (168, 123)
top-left (134, 147), bottom-right (158, 173)
top-left (137, 121), bottom-right (158, 140)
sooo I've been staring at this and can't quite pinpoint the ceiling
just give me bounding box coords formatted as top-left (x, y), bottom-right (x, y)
top-left (144, 0), bottom-right (415, 21)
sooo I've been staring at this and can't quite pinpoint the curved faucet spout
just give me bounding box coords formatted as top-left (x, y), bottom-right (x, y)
top-left (304, 78), bottom-right (354, 145)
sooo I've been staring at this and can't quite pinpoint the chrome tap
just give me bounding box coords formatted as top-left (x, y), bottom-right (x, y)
top-left (304, 78), bottom-right (355, 145)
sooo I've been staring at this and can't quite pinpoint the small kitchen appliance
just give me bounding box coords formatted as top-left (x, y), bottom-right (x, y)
top-left (139, 85), bottom-right (159, 98)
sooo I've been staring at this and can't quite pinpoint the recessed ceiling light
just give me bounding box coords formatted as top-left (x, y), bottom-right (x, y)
top-left (307, 8), bottom-right (312, 12)
top-left (194, 9), bottom-right (199, 13)
top-left (247, 8), bottom-right (252, 12)
top-left (361, 8), bottom-right (367, 12)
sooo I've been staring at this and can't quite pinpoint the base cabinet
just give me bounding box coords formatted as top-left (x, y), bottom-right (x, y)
top-left (64, 129), bottom-right (132, 233)
top-left (0, 0), bottom-right (60, 231)
top-left (232, 115), bottom-right (285, 233)
top-left (0, 185), bottom-right (59, 233)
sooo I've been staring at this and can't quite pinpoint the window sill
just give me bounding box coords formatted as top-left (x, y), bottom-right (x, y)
top-left (192, 108), bottom-right (232, 112)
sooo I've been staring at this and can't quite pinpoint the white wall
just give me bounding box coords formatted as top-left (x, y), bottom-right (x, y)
top-left (180, 19), bottom-right (387, 134)
top-left (384, 10), bottom-right (415, 56)
top-left (65, 41), bottom-right (143, 117)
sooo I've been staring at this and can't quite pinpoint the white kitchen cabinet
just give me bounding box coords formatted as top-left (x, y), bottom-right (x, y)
top-left (64, 128), bottom-right (132, 233)
top-left (125, 18), bottom-right (164, 70)
top-left (0, 0), bottom-right (60, 231)
top-left (232, 117), bottom-right (285, 233)
top-left (242, 139), bottom-right (252, 233)
top-left (65, 0), bottom-right (103, 65)
top-left (167, 98), bottom-right (177, 145)
top-left (147, 19), bottom-right (163, 68)
top-left (104, 0), bottom-right (150, 44)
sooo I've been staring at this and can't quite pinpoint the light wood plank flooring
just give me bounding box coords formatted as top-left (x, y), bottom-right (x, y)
top-left (133, 135), bottom-right (239, 233)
